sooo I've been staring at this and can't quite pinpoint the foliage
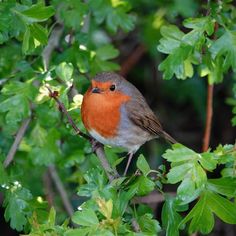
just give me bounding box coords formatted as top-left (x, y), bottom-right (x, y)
top-left (0, 0), bottom-right (236, 235)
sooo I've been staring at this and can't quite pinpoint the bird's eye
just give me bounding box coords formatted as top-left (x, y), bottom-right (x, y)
top-left (110, 84), bottom-right (116, 91)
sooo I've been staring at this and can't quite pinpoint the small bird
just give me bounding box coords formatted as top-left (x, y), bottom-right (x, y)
top-left (81, 72), bottom-right (176, 175)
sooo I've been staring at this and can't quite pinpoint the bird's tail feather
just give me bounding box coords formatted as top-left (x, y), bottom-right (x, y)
top-left (162, 131), bottom-right (177, 144)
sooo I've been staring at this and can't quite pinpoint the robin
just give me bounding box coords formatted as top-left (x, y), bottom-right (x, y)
top-left (81, 72), bottom-right (176, 175)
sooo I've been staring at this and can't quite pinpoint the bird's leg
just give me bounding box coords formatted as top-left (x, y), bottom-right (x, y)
top-left (90, 138), bottom-right (103, 153)
top-left (123, 152), bottom-right (133, 176)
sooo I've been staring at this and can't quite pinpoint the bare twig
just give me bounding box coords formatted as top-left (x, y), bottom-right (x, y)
top-left (202, 84), bottom-right (214, 152)
top-left (48, 165), bottom-right (74, 217)
top-left (46, 86), bottom-right (119, 181)
top-left (120, 44), bottom-right (146, 77)
top-left (43, 170), bottom-right (54, 207)
top-left (46, 86), bottom-right (90, 140)
top-left (4, 117), bottom-right (31, 168)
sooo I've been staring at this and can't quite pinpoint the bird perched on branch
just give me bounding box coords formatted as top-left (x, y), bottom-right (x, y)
top-left (81, 72), bottom-right (176, 175)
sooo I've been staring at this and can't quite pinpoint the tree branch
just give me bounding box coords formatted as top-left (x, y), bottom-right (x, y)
top-left (4, 117), bottom-right (31, 168)
top-left (48, 165), bottom-right (74, 217)
top-left (120, 44), bottom-right (146, 77)
top-left (46, 86), bottom-right (119, 181)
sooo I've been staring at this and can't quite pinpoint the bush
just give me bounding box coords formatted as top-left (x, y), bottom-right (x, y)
top-left (0, 0), bottom-right (236, 235)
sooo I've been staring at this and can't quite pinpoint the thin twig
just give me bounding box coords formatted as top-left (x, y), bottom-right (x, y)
top-left (46, 86), bottom-right (90, 140)
top-left (48, 165), bottom-right (74, 217)
top-left (202, 84), bottom-right (214, 152)
top-left (43, 170), bottom-right (54, 207)
top-left (4, 117), bottom-right (31, 168)
top-left (46, 86), bottom-right (119, 181)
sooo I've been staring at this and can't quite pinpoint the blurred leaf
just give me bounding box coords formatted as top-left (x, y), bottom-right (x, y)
top-left (4, 186), bottom-right (33, 231)
top-left (48, 207), bottom-right (56, 226)
top-left (0, 94), bottom-right (30, 126)
top-left (138, 213), bottom-right (161, 235)
top-left (96, 198), bottom-right (113, 219)
top-left (136, 154), bottom-right (150, 176)
top-left (55, 62), bottom-right (74, 82)
top-left (162, 196), bottom-right (182, 236)
top-left (96, 44), bottom-right (119, 60)
top-left (89, 0), bottom-right (135, 33)
top-left (29, 23), bottom-right (48, 45)
top-left (131, 176), bottom-right (155, 196)
top-left (207, 177), bottom-right (236, 197)
top-left (72, 208), bottom-right (99, 226)
top-left (20, 3), bottom-right (55, 22)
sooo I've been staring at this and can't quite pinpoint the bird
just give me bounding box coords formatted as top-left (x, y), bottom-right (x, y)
top-left (81, 72), bottom-right (176, 175)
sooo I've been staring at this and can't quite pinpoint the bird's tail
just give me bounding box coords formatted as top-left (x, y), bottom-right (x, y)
top-left (162, 131), bottom-right (177, 144)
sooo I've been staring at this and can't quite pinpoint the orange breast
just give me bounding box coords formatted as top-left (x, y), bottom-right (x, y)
top-left (81, 87), bottom-right (130, 138)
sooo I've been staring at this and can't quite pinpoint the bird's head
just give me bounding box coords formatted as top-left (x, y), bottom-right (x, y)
top-left (90, 72), bottom-right (126, 96)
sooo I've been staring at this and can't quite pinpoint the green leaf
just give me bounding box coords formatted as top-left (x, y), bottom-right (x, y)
top-left (183, 17), bottom-right (214, 35)
top-left (89, 0), bottom-right (135, 33)
top-left (55, 62), bottom-right (74, 82)
top-left (199, 152), bottom-right (217, 171)
top-left (132, 176), bottom-right (155, 196)
top-left (177, 177), bottom-right (198, 204)
top-left (163, 144), bottom-right (198, 162)
top-left (60, 0), bottom-right (88, 30)
top-left (4, 186), bottom-right (33, 231)
top-left (29, 23), bottom-right (48, 45)
top-left (96, 198), bottom-right (113, 219)
top-left (180, 192), bottom-right (214, 234)
top-left (138, 213), bottom-right (161, 235)
top-left (206, 191), bottom-right (236, 224)
top-left (0, 94), bottom-right (30, 125)
top-left (158, 44), bottom-right (193, 80)
top-left (158, 25), bottom-right (184, 54)
top-left (48, 207), bottom-right (56, 226)
top-left (72, 208), bottom-right (99, 226)
top-left (96, 44), bottom-right (119, 60)
top-left (207, 177), bottom-right (236, 197)
top-left (0, 161), bottom-right (8, 184)
top-left (210, 30), bottom-right (236, 72)
top-left (162, 196), bottom-right (182, 236)
top-left (20, 3), bottom-right (55, 22)
top-left (136, 154), bottom-right (150, 176)
top-left (22, 27), bottom-right (31, 54)
top-left (29, 127), bottom-right (61, 165)
top-left (167, 163), bottom-right (193, 184)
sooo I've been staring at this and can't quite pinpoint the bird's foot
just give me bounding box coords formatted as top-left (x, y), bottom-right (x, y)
top-left (90, 138), bottom-right (103, 153)
top-left (123, 152), bottom-right (134, 176)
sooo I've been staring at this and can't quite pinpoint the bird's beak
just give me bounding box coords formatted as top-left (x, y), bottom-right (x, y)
top-left (91, 87), bottom-right (101, 94)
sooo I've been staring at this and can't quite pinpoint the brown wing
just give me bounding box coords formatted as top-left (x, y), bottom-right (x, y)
top-left (125, 91), bottom-right (176, 144)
